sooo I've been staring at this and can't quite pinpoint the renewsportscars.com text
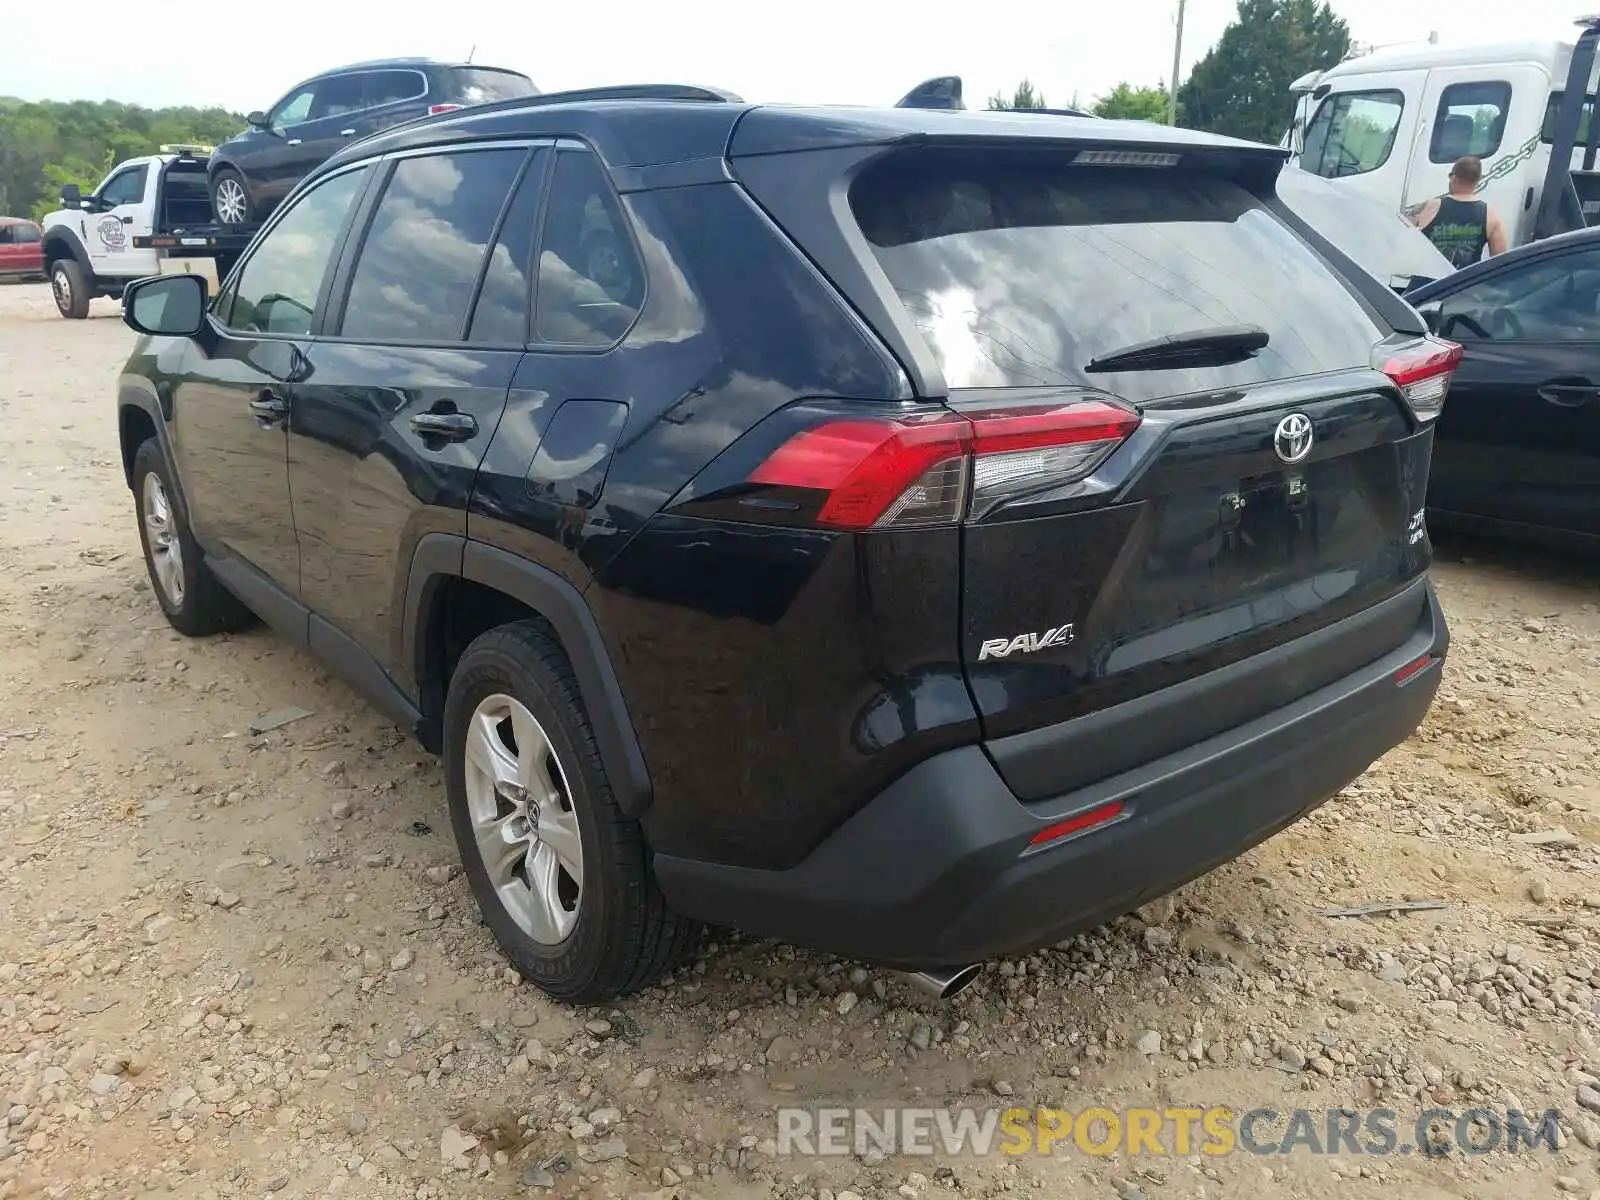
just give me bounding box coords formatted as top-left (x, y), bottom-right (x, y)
top-left (775, 1105), bottom-right (1564, 1158)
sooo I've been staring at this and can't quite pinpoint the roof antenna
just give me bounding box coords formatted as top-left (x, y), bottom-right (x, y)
top-left (896, 76), bottom-right (964, 110)
top-left (466, 44), bottom-right (477, 62)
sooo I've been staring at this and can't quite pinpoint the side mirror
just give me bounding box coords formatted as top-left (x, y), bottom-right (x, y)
top-left (59, 183), bottom-right (82, 209)
top-left (246, 110), bottom-right (270, 129)
top-left (123, 274), bottom-right (208, 338)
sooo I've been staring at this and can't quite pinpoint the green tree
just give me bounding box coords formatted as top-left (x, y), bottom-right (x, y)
top-left (1093, 83), bottom-right (1176, 123)
top-left (988, 79), bottom-right (1048, 111)
top-left (0, 97), bottom-right (244, 220)
top-left (1176, 0), bottom-right (1351, 142)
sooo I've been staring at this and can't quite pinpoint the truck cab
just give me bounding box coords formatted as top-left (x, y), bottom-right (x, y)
top-left (1287, 17), bottom-right (1600, 257)
top-left (40, 148), bottom-right (217, 318)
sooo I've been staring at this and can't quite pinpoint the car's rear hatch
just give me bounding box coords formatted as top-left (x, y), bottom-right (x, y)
top-left (732, 119), bottom-right (1452, 800)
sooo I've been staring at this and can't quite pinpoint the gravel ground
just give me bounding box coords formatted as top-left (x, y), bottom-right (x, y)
top-left (3, 280), bottom-right (1600, 1200)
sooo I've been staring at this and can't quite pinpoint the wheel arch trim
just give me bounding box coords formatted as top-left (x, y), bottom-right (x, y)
top-left (402, 536), bottom-right (653, 816)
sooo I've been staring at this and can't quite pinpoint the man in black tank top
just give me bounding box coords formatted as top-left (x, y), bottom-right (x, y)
top-left (1407, 156), bottom-right (1509, 268)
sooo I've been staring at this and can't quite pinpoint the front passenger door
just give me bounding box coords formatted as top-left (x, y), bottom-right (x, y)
top-left (1429, 245), bottom-right (1600, 538)
top-left (169, 164), bottom-right (372, 592)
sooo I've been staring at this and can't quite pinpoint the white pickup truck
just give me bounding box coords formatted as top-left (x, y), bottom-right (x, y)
top-left (39, 147), bottom-right (252, 319)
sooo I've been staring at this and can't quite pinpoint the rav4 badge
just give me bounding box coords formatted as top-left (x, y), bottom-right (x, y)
top-left (977, 624), bottom-right (1076, 661)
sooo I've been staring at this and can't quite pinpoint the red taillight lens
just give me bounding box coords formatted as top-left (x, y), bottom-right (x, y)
top-left (746, 400), bottom-right (1140, 530)
top-left (1377, 337), bottom-right (1463, 420)
top-left (748, 413), bottom-right (970, 529)
top-left (428, 103), bottom-right (463, 115)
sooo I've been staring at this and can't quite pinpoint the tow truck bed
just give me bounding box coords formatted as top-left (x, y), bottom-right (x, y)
top-left (133, 227), bottom-right (255, 257)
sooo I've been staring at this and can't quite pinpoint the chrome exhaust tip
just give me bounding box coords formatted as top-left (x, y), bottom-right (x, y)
top-left (898, 964), bottom-right (984, 1000)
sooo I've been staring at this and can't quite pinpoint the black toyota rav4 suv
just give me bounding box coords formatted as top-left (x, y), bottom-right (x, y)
top-left (116, 84), bottom-right (1453, 1003)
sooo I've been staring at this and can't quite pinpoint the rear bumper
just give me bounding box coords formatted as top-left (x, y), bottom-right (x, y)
top-left (653, 580), bottom-right (1448, 969)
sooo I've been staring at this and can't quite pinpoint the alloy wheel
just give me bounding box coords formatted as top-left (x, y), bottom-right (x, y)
top-left (462, 693), bottom-right (585, 944)
top-left (141, 472), bottom-right (185, 608)
top-left (215, 177), bottom-right (248, 225)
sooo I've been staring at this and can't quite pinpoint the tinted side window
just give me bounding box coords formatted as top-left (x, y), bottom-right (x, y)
top-left (340, 149), bottom-right (526, 342)
top-left (1302, 90), bottom-right (1405, 179)
top-left (100, 166), bottom-right (148, 207)
top-left (0, 226), bottom-right (13, 244)
top-left (467, 151), bottom-right (545, 345)
top-left (1437, 247), bottom-right (1600, 342)
top-left (1430, 81), bottom-right (1511, 162)
top-left (272, 85), bottom-right (317, 127)
top-left (534, 149), bottom-right (645, 347)
top-left (14, 224), bottom-right (40, 243)
top-left (364, 70), bottom-right (427, 107)
top-left (223, 167), bottom-right (368, 336)
top-left (313, 74), bottom-right (366, 120)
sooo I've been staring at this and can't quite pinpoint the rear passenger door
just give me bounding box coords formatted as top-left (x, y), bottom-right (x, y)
top-left (287, 142), bottom-right (542, 678)
top-left (465, 141), bottom-right (649, 585)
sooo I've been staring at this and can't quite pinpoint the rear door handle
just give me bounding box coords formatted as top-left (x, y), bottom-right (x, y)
top-left (409, 411), bottom-right (477, 441)
top-left (340, 128), bottom-right (357, 137)
top-left (1537, 382), bottom-right (1600, 407)
top-left (249, 391), bottom-right (290, 425)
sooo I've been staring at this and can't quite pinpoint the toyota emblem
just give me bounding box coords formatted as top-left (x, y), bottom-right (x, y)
top-left (1273, 413), bottom-right (1314, 464)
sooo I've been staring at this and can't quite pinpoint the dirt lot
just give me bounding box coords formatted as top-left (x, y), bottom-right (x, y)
top-left (3, 280), bottom-right (1600, 1200)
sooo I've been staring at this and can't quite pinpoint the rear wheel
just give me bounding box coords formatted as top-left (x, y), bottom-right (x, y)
top-left (211, 168), bottom-right (254, 227)
top-left (131, 438), bottom-right (253, 636)
top-left (50, 259), bottom-right (91, 319)
top-left (443, 621), bottom-right (701, 1003)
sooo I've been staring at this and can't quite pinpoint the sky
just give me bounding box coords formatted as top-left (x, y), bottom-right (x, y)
top-left (2, 0), bottom-right (1594, 113)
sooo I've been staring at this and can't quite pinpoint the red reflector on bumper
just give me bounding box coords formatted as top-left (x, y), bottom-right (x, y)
top-left (1028, 799), bottom-right (1125, 847)
top-left (1394, 655), bottom-right (1435, 686)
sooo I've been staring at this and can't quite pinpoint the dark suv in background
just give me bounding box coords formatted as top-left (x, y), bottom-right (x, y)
top-left (117, 85), bottom-right (1453, 1003)
top-left (207, 58), bottom-right (536, 226)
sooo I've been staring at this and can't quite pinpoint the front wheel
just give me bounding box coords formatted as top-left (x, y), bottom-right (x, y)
top-left (211, 168), bottom-right (254, 227)
top-left (443, 622), bottom-right (701, 1003)
top-left (50, 259), bottom-right (91, 319)
top-left (131, 438), bottom-right (253, 637)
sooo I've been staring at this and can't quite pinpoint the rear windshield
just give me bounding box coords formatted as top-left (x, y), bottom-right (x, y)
top-left (850, 152), bottom-right (1388, 401)
top-left (449, 68), bottom-right (537, 106)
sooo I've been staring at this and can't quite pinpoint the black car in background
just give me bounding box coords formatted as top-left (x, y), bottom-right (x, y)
top-left (1407, 228), bottom-right (1600, 550)
top-left (207, 58), bottom-right (536, 226)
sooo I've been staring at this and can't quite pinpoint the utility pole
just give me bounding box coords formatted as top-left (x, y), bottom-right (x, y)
top-left (1168, 0), bottom-right (1186, 125)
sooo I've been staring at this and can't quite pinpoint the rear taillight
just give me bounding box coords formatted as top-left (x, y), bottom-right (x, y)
top-left (1377, 336), bottom-right (1464, 421)
top-left (746, 399), bottom-right (1140, 530)
top-left (428, 103), bottom-right (463, 116)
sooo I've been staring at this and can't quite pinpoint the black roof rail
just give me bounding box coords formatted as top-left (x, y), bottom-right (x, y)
top-left (382, 82), bottom-right (743, 136)
top-left (522, 83), bottom-right (744, 105)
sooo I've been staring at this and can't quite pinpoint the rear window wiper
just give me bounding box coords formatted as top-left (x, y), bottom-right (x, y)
top-left (1085, 324), bottom-right (1270, 373)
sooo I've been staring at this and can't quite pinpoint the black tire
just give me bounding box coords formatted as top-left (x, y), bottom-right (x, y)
top-left (50, 259), bottom-right (91, 319)
top-left (210, 167), bottom-right (255, 227)
top-left (130, 438), bottom-right (254, 637)
top-left (443, 621), bottom-right (701, 1003)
